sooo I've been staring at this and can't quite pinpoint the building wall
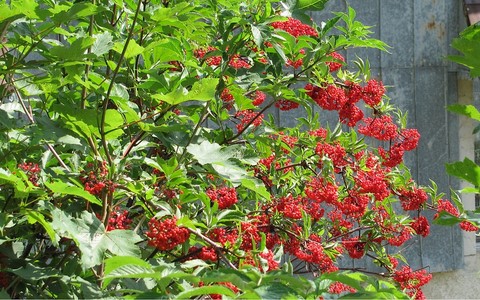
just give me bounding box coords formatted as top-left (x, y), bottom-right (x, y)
top-left (423, 250), bottom-right (480, 299)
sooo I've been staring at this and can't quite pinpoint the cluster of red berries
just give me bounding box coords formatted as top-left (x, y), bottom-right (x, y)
top-left (187, 246), bottom-right (218, 262)
top-left (336, 190), bottom-right (369, 218)
top-left (342, 237), bottom-right (366, 259)
top-left (306, 84), bottom-right (347, 111)
top-left (275, 99), bottom-right (299, 111)
top-left (411, 216), bottom-right (430, 237)
top-left (315, 142), bottom-right (347, 169)
top-left (393, 265), bottom-right (432, 300)
top-left (235, 110), bottom-right (264, 132)
top-left (206, 186), bottom-right (238, 209)
top-left (326, 52), bottom-right (345, 72)
top-left (291, 235), bottom-right (338, 273)
top-left (194, 46), bottom-right (221, 66)
top-left (199, 281), bottom-right (240, 299)
top-left (242, 249), bottom-right (279, 272)
top-left (398, 187), bottom-right (428, 211)
top-left (435, 199), bottom-right (478, 232)
top-left (18, 162), bottom-right (40, 186)
top-left (79, 161), bottom-right (115, 196)
top-left (251, 90), bottom-right (266, 106)
top-left (208, 227), bottom-right (238, 247)
top-left (354, 168), bottom-right (390, 201)
top-left (146, 217), bottom-right (190, 251)
top-left (106, 209), bottom-right (132, 231)
top-left (270, 17), bottom-right (318, 37)
top-left (328, 282), bottom-right (356, 294)
top-left (305, 79), bottom-right (385, 129)
top-left (194, 47), bottom-right (251, 69)
top-left (358, 116), bottom-right (398, 141)
top-left (273, 194), bottom-right (304, 219)
top-left (220, 88), bottom-right (235, 110)
top-left (305, 177), bottom-right (338, 206)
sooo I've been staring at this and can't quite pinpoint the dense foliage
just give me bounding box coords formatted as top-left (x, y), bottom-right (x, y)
top-left (0, 0), bottom-right (475, 299)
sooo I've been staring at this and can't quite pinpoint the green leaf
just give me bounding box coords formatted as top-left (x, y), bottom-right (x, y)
top-left (45, 180), bottom-right (102, 206)
top-left (0, 289), bottom-right (9, 299)
top-left (254, 282), bottom-right (297, 299)
top-left (113, 39), bottom-right (145, 59)
top-left (50, 36), bottom-right (95, 61)
top-left (0, 168), bottom-right (29, 198)
top-left (321, 272), bottom-right (369, 291)
top-left (10, 0), bottom-right (39, 19)
top-left (9, 263), bottom-right (61, 281)
top-left (145, 38), bottom-right (184, 65)
top-left (460, 186), bottom-right (480, 194)
top-left (176, 285), bottom-right (237, 299)
top-left (294, 0), bottom-right (329, 11)
top-left (103, 256), bottom-right (155, 288)
top-left (153, 78), bottom-right (219, 105)
top-left (51, 2), bottom-right (105, 23)
top-left (24, 209), bottom-right (58, 246)
top-left (91, 32), bottom-right (114, 56)
top-left (432, 211), bottom-right (463, 226)
top-left (50, 209), bottom-right (142, 270)
top-left (251, 25), bottom-right (263, 48)
top-left (187, 140), bottom-right (223, 165)
top-left (105, 265), bottom-right (156, 279)
top-left (447, 104), bottom-right (480, 122)
top-left (449, 24), bottom-right (480, 77)
top-left (241, 178), bottom-right (271, 200)
top-left (104, 229), bottom-right (143, 258)
top-left (53, 105), bottom-right (99, 140)
top-left (104, 109), bottom-right (125, 140)
top-left (445, 157), bottom-right (480, 186)
top-left (186, 140), bottom-right (251, 185)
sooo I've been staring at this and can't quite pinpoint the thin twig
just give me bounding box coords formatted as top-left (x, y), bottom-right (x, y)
top-left (100, 0), bottom-right (143, 166)
top-left (11, 84), bottom-right (70, 170)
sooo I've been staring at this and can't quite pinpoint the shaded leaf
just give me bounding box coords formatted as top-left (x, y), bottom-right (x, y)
top-left (0, 168), bottom-right (29, 198)
top-left (24, 209), bottom-right (58, 246)
top-left (9, 263), bottom-right (61, 281)
top-left (45, 180), bottom-right (102, 206)
top-left (254, 282), bottom-right (296, 299)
